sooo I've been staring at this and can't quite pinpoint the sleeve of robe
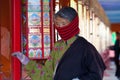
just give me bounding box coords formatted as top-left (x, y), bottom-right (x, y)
top-left (80, 43), bottom-right (106, 80)
top-left (24, 41), bottom-right (65, 80)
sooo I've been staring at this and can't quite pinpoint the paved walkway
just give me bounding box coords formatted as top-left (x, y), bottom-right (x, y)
top-left (103, 61), bottom-right (119, 80)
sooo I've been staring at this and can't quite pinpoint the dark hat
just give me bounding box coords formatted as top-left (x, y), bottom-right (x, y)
top-left (55, 6), bottom-right (78, 21)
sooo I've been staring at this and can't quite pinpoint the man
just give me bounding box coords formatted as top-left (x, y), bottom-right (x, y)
top-left (114, 32), bottom-right (120, 79)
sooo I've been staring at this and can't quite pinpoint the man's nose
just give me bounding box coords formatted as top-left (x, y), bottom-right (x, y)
top-left (58, 24), bottom-right (63, 27)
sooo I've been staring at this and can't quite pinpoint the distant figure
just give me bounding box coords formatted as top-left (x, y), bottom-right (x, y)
top-left (114, 32), bottom-right (120, 78)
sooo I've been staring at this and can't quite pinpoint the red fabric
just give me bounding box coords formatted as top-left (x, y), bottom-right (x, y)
top-left (55, 16), bottom-right (79, 41)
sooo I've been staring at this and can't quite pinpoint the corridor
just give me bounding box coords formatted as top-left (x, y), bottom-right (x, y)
top-left (1, 0), bottom-right (120, 80)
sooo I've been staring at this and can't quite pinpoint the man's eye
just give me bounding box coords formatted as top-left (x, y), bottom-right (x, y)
top-left (61, 23), bottom-right (66, 26)
top-left (55, 22), bottom-right (58, 26)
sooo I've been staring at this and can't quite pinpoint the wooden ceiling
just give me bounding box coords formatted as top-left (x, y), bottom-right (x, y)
top-left (98, 0), bottom-right (120, 32)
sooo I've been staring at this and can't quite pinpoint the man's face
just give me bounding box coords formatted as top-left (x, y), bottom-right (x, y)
top-left (54, 16), bottom-right (70, 28)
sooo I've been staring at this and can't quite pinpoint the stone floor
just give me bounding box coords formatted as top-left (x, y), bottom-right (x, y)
top-left (103, 61), bottom-right (119, 80)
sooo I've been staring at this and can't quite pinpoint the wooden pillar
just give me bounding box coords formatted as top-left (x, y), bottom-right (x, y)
top-left (59, 0), bottom-right (70, 7)
top-left (11, 0), bottom-right (21, 80)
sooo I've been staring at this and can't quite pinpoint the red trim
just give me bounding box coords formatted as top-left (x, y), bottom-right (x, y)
top-left (41, 0), bottom-right (44, 58)
top-left (50, 0), bottom-right (55, 49)
top-left (11, 0), bottom-right (21, 80)
top-left (26, 0), bottom-right (29, 58)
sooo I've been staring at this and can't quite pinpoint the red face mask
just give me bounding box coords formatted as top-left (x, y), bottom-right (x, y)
top-left (55, 16), bottom-right (80, 41)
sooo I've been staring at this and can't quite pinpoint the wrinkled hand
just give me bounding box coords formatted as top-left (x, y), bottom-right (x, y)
top-left (12, 51), bottom-right (30, 65)
top-left (12, 51), bottom-right (22, 57)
